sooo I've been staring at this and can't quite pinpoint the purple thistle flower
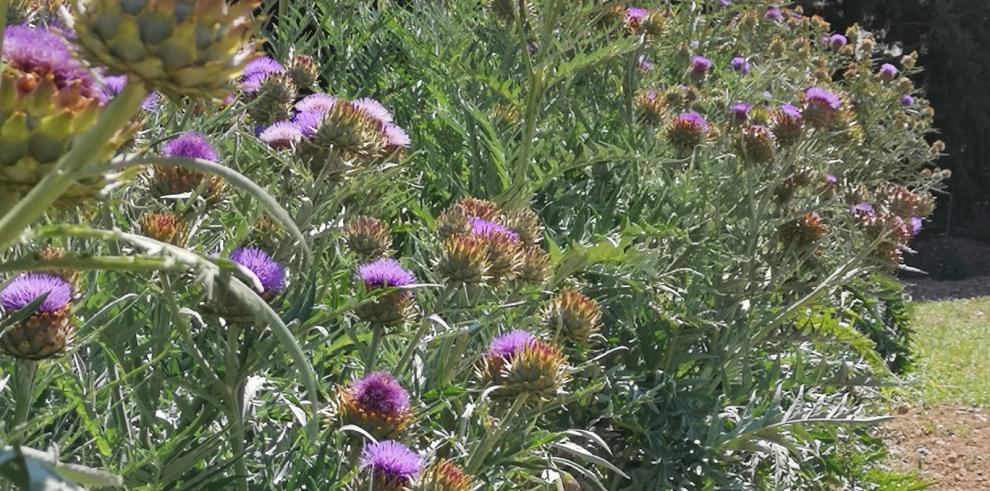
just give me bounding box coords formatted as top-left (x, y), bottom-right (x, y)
top-left (779, 103), bottom-right (802, 120)
top-left (1, 274), bottom-right (72, 313)
top-left (101, 75), bottom-right (160, 111)
top-left (3, 24), bottom-right (94, 94)
top-left (718, 0), bottom-right (733, 7)
top-left (488, 330), bottom-right (534, 359)
top-left (638, 54), bottom-right (654, 72)
top-left (804, 87), bottom-right (841, 110)
top-left (357, 258), bottom-right (416, 291)
top-left (729, 57), bottom-right (751, 75)
top-left (911, 217), bottom-right (923, 236)
top-left (259, 121), bottom-right (302, 149)
top-left (852, 203), bottom-right (875, 218)
top-left (292, 111), bottom-right (324, 138)
top-left (879, 63), bottom-right (898, 80)
top-left (295, 93), bottom-right (337, 114)
top-left (691, 56), bottom-right (712, 76)
top-left (765, 6), bottom-right (784, 21)
top-left (162, 132), bottom-right (219, 162)
top-left (730, 102), bottom-right (750, 122)
top-left (351, 372), bottom-right (411, 415)
top-left (826, 174), bottom-right (838, 185)
top-left (676, 111), bottom-right (709, 132)
top-left (826, 34), bottom-right (848, 49)
top-left (625, 7), bottom-right (649, 23)
top-left (902, 95), bottom-right (915, 106)
top-left (382, 124), bottom-right (411, 150)
top-left (469, 217), bottom-right (520, 242)
top-left (240, 56), bottom-right (284, 92)
top-left (360, 441), bottom-right (421, 483)
top-left (352, 98), bottom-right (394, 125)
top-left (230, 247), bottom-right (286, 295)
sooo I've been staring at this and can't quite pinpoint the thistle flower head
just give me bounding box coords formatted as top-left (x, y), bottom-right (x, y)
top-left (879, 63), bottom-right (899, 80)
top-left (666, 111), bottom-right (709, 152)
top-left (163, 132), bottom-right (219, 162)
top-left (765, 6), bottom-right (783, 21)
top-left (487, 330), bottom-right (534, 359)
top-left (286, 54), bottom-right (318, 88)
top-left (902, 95), bottom-right (915, 106)
top-left (542, 288), bottom-right (602, 344)
top-left (295, 93), bottom-right (338, 114)
top-left (357, 258), bottom-right (416, 291)
top-left (3, 24), bottom-right (93, 95)
top-left (259, 121), bottom-right (303, 149)
top-left (501, 339), bottom-right (568, 398)
top-left (911, 217), bottom-right (923, 236)
top-left (241, 56), bottom-right (285, 93)
top-left (827, 33), bottom-right (848, 49)
top-left (455, 197), bottom-right (500, 221)
top-left (773, 103), bottom-right (804, 146)
top-left (292, 110), bottom-right (324, 137)
top-left (803, 87), bottom-right (841, 110)
top-left (517, 246), bottom-right (550, 284)
top-left (729, 56), bottom-right (751, 75)
top-left (852, 202), bottom-right (876, 219)
top-left (0, 273), bottom-right (74, 360)
top-left (419, 459), bottom-right (474, 491)
top-left (351, 372), bottom-right (410, 415)
top-left (361, 441), bottom-right (421, 488)
top-left (779, 212), bottom-right (828, 246)
top-left (690, 55), bottom-right (712, 77)
top-left (229, 247), bottom-right (286, 296)
top-left (625, 7), bottom-right (649, 30)
top-left (737, 124), bottom-right (776, 163)
top-left (344, 216), bottom-right (392, 259)
top-left (436, 235), bottom-right (489, 285)
top-left (352, 97), bottom-right (394, 125)
top-left (502, 208), bottom-right (542, 245)
top-left (469, 217), bottom-right (520, 243)
top-left (730, 102), bottom-right (750, 122)
top-left (382, 124), bottom-right (411, 154)
top-left (1, 274), bottom-right (72, 313)
top-left (101, 75), bottom-right (160, 111)
top-left (801, 87), bottom-right (842, 127)
top-left (140, 211), bottom-right (189, 246)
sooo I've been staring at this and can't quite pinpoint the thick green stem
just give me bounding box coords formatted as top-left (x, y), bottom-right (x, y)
top-left (225, 323), bottom-right (249, 491)
top-left (12, 359), bottom-right (38, 444)
top-left (0, 81), bottom-right (147, 251)
top-left (465, 394), bottom-right (528, 473)
top-left (364, 327), bottom-right (384, 375)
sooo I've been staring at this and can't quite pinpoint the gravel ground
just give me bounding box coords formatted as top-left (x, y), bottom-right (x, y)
top-left (881, 405), bottom-right (990, 490)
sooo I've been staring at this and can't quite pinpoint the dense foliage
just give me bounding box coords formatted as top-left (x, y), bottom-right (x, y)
top-left (0, 0), bottom-right (943, 489)
top-left (799, 0), bottom-right (990, 239)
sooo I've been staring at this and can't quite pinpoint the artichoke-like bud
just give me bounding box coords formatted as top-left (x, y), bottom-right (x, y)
top-left (298, 101), bottom-right (385, 179)
top-left (640, 11), bottom-right (666, 37)
top-left (36, 245), bottom-right (79, 287)
top-left (150, 132), bottom-right (225, 202)
top-left (436, 235), bottom-right (489, 285)
top-left (456, 197), bottom-right (500, 221)
top-left (489, 103), bottom-right (520, 126)
top-left (478, 330), bottom-right (567, 399)
top-left (801, 87), bottom-right (843, 128)
top-left (779, 212), bottom-right (828, 247)
top-left (877, 182), bottom-right (935, 219)
top-left (247, 74), bottom-right (296, 127)
top-left (359, 441), bottom-right (422, 491)
top-left (662, 85), bottom-right (700, 111)
top-left (344, 215), bottom-right (392, 260)
top-left (139, 210), bottom-right (189, 246)
top-left (72, 0), bottom-right (262, 99)
top-left (502, 208), bottom-right (542, 245)
top-left (355, 259), bottom-right (417, 328)
top-left (417, 459), bottom-right (473, 491)
top-left (488, 0), bottom-right (535, 24)
top-left (436, 205), bottom-right (472, 241)
top-left (336, 372), bottom-right (412, 440)
top-left (854, 207), bottom-right (912, 266)
top-left (665, 111), bottom-right (709, 153)
top-left (541, 288), bottom-right (601, 344)
top-left (517, 246), bottom-right (550, 284)
top-left (0, 26), bottom-right (122, 205)
top-left (246, 213), bottom-right (285, 252)
top-left (470, 218), bottom-right (522, 283)
top-left (502, 339), bottom-right (567, 399)
top-left (772, 104), bottom-right (804, 146)
top-left (286, 54), bottom-right (318, 89)
top-left (634, 89), bottom-right (667, 125)
top-left (736, 124), bottom-right (776, 164)
top-left (0, 274), bottom-right (74, 360)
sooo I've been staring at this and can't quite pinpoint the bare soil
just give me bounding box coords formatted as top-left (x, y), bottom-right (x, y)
top-left (881, 405), bottom-right (990, 489)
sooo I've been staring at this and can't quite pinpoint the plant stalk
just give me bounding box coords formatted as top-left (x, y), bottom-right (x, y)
top-left (12, 359), bottom-right (38, 444)
top-left (466, 393), bottom-right (528, 473)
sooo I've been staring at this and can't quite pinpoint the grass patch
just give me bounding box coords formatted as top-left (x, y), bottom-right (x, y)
top-left (909, 297), bottom-right (990, 406)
